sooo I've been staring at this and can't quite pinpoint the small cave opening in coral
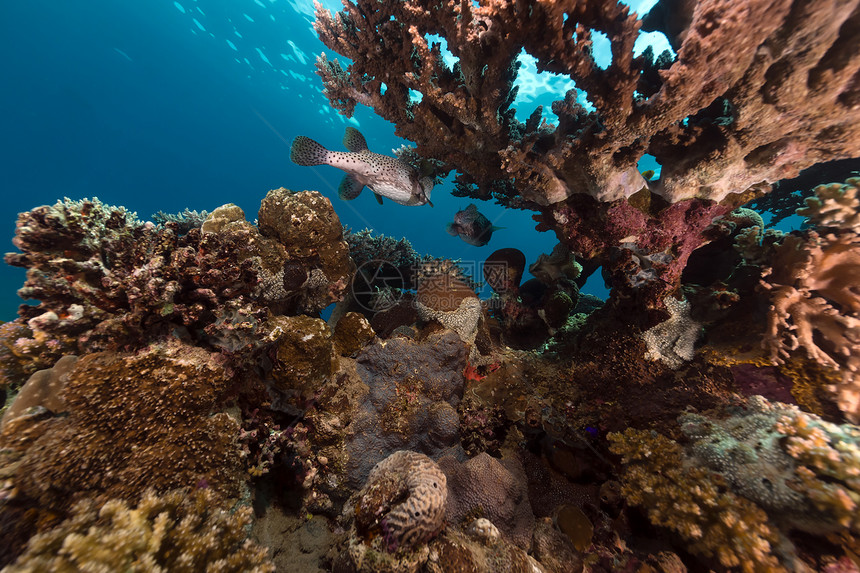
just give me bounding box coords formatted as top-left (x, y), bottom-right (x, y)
top-left (591, 31), bottom-right (612, 70)
top-left (637, 153), bottom-right (662, 181)
top-left (512, 50), bottom-right (593, 123)
top-left (424, 33), bottom-right (457, 70)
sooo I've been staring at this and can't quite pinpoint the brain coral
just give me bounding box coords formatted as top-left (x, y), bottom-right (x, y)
top-left (438, 452), bottom-right (535, 549)
top-left (354, 450), bottom-right (447, 552)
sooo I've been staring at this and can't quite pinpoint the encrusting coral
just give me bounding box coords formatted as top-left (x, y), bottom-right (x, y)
top-left (641, 295), bottom-right (702, 369)
top-left (680, 395), bottom-right (860, 535)
top-left (3, 488), bottom-right (275, 572)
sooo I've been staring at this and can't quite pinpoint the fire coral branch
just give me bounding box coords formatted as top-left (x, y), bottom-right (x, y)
top-left (314, 0), bottom-right (860, 207)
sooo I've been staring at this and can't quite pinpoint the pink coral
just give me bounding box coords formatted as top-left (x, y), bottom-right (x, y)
top-left (759, 179), bottom-right (860, 422)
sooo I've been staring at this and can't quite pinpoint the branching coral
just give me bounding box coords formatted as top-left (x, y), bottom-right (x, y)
top-left (314, 0), bottom-right (860, 206)
top-left (3, 197), bottom-right (263, 353)
top-left (4, 488), bottom-right (275, 572)
top-left (756, 179), bottom-right (860, 422)
top-left (610, 396), bottom-right (860, 571)
top-left (313, 0), bottom-right (860, 313)
top-left (608, 427), bottom-right (784, 571)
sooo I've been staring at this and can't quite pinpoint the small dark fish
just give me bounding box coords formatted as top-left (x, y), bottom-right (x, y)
top-left (446, 204), bottom-right (502, 246)
top-left (290, 127), bottom-right (434, 207)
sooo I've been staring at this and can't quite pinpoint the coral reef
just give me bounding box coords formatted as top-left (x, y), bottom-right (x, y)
top-left (483, 246), bottom-right (583, 349)
top-left (0, 355), bottom-right (77, 433)
top-left (608, 427), bottom-right (784, 571)
top-left (4, 488), bottom-right (275, 572)
top-left (344, 331), bottom-right (467, 487)
top-left (314, 0), bottom-right (860, 314)
top-left (743, 178), bottom-right (860, 422)
top-left (680, 396), bottom-right (860, 534)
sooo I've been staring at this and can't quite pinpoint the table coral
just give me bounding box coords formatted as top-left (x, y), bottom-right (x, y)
top-left (313, 0), bottom-right (860, 314)
top-left (315, 0), bottom-right (860, 206)
top-left (3, 488), bottom-right (275, 573)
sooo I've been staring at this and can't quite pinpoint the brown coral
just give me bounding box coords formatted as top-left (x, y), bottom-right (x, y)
top-left (4, 340), bottom-right (242, 511)
top-left (608, 428), bottom-right (783, 571)
top-left (314, 0), bottom-right (860, 206)
top-left (354, 450), bottom-right (447, 552)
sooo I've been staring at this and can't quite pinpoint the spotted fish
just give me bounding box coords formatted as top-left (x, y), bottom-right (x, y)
top-left (290, 127), bottom-right (434, 207)
top-left (446, 204), bottom-right (503, 247)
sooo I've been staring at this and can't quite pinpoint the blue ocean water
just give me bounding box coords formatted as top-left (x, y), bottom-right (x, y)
top-left (0, 0), bottom-right (671, 321)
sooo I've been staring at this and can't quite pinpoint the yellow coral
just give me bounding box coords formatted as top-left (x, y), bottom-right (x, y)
top-left (608, 428), bottom-right (784, 572)
top-left (4, 488), bottom-right (275, 573)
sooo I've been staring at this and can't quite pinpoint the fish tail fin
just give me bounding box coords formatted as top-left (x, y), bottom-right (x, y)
top-left (446, 223), bottom-right (458, 236)
top-left (291, 136), bottom-right (329, 166)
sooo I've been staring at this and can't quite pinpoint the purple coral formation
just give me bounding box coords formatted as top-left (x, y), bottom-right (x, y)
top-left (438, 452), bottom-right (535, 549)
top-left (344, 331), bottom-right (467, 488)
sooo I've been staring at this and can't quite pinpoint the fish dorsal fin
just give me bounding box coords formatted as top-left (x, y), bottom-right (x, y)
top-left (465, 203), bottom-right (478, 213)
top-left (338, 174), bottom-right (364, 200)
top-left (373, 192), bottom-right (384, 205)
top-left (343, 127), bottom-right (368, 152)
